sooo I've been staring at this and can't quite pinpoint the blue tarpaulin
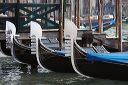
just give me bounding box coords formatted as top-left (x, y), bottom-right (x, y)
top-left (86, 52), bottom-right (128, 63)
top-left (54, 50), bottom-right (65, 56)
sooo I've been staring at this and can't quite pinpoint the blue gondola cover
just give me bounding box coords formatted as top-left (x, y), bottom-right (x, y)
top-left (86, 52), bottom-right (128, 63)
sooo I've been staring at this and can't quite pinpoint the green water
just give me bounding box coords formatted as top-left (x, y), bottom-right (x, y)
top-left (0, 56), bottom-right (128, 85)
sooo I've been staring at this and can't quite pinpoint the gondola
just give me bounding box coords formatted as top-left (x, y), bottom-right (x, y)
top-left (36, 38), bottom-right (74, 73)
top-left (30, 21), bottom-right (75, 73)
top-left (0, 21), bottom-right (16, 56)
top-left (71, 38), bottom-right (128, 81)
top-left (12, 36), bottom-right (38, 68)
top-left (7, 21), bottom-right (38, 68)
top-left (0, 40), bottom-right (11, 56)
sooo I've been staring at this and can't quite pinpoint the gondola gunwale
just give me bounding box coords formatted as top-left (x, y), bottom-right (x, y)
top-left (39, 38), bottom-right (65, 57)
top-left (74, 39), bottom-right (128, 66)
top-left (36, 38), bottom-right (74, 73)
top-left (12, 35), bottom-right (38, 67)
top-left (13, 36), bottom-right (30, 50)
top-left (72, 39), bottom-right (128, 80)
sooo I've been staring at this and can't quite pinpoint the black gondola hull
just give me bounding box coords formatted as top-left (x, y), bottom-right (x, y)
top-left (13, 38), bottom-right (38, 67)
top-left (38, 39), bottom-right (74, 73)
top-left (73, 41), bottom-right (128, 81)
top-left (0, 40), bottom-right (11, 56)
top-left (38, 55), bottom-right (74, 73)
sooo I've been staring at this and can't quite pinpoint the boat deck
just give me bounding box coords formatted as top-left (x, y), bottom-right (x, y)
top-left (93, 46), bottom-right (109, 53)
top-left (41, 37), bottom-right (61, 50)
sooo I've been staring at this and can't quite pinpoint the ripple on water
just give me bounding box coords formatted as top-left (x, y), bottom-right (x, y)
top-left (0, 54), bottom-right (128, 84)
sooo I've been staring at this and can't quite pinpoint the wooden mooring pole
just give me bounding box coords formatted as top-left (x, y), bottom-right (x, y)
top-left (74, 0), bottom-right (77, 25)
top-left (115, 0), bottom-right (119, 37)
top-left (77, 0), bottom-right (80, 29)
top-left (98, 0), bottom-right (104, 33)
top-left (58, 0), bottom-right (64, 48)
top-left (89, 0), bottom-right (92, 30)
top-left (116, 0), bottom-right (122, 52)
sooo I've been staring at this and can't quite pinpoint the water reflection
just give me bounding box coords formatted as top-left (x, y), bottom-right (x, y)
top-left (0, 57), bottom-right (90, 85)
top-left (0, 53), bottom-right (128, 85)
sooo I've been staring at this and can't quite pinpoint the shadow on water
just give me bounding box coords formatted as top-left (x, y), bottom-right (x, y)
top-left (0, 57), bottom-right (128, 85)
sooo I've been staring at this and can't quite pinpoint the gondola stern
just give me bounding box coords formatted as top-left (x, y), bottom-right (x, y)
top-left (30, 21), bottom-right (48, 70)
top-left (71, 39), bottom-right (90, 78)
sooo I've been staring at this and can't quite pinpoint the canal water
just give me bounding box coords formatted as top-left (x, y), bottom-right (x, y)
top-left (0, 23), bottom-right (128, 85)
top-left (104, 22), bottom-right (128, 39)
top-left (0, 54), bottom-right (128, 85)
